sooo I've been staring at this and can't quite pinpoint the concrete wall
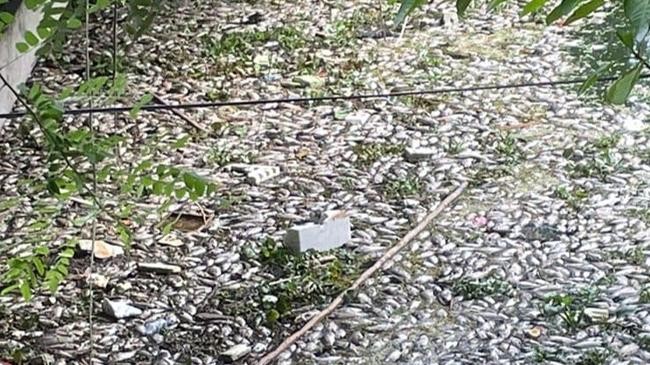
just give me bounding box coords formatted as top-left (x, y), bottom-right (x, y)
top-left (0, 0), bottom-right (43, 125)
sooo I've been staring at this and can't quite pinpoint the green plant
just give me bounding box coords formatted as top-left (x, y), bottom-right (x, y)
top-left (207, 146), bottom-right (233, 167)
top-left (239, 238), bottom-right (365, 323)
top-left (640, 287), bottom-right (650, 303)
top-left (0, 76), bottom-right (217, 300)
top-left (384, 175), bottom-right (422, 198)
top-left (202, 26), bottom-right (308, 63)
top-left (540, 286), bottom-right (600, 330)
top-left (452, 276), bottom-right (512, 300)
top-left (446, 139), bottom-right (464, 155)
top-left (593, 133), bottom-right (621, 151)
top-left (554, 185), bottom-right (589, 210)
top-left (395, 0), bottom-right (650, 105)
top-left (353, 142), bottom-right (404, 166)
top-left (495, 132), bottom-right (523, 164)
top-left (575, 349), bottom-right (611, 365)
top-left (1, 0), bottom-right (157, 56)
top-left (608, 246), bottom-right (645, 265)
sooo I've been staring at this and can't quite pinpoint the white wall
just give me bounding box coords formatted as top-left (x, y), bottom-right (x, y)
top-left (0, 1), bottom-right (43, 125)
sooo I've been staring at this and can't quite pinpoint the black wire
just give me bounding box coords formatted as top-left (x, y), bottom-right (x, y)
top-left (1, 73), bottom-right (648, 119)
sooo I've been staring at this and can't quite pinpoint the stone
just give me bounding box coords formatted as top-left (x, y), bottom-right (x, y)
top-left (220, 344), bottom-right (251, 363)
top-left (158, 236), bottom-right (185, 247)
top-left (90, 274), bottom-right (109, 289)
top-left (344, 111), bottom-right (371, 124)
top-left (622, 117), bottom-right (646, 132)
top-left (228, 163), bottom-right (280, 185)
top-left (527, 326), bottom-right (542, 339)
top-left (584, 307), bottom-right (608, 322)
top-left (78, 239), bottom-right (124, 259)
top-left (285, 210), bottom-right (351, 253)
top-left (404, 147), bottom-right (437, 162)
top-left (137, 317), bottom-right (171, 336)
top-left (292, 75), bottom-right (324, 88)
top-left (138, 262), bottom-right (182, 274)
top-left (102, 299), bottom-right (142, 319)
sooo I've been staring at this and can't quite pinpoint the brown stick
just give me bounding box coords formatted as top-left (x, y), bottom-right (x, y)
top-left (152, 94), bottom-right (209, 133)
top-left (257, 182), bottom-right (468, 365)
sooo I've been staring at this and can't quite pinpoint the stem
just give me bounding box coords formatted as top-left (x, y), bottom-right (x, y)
top-left (84, 0), bottom-right (97, 362)
top-left (0, 73), bottom-right (101, 208)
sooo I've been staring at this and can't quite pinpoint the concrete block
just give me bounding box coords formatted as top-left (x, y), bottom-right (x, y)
top-left (285, 210), bottom-right (351, 253)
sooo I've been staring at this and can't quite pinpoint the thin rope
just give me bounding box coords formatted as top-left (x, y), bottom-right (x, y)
top-left (84, 0), bottom-right (98, 362)
top-left (0, 73), bottom-right (646, 119)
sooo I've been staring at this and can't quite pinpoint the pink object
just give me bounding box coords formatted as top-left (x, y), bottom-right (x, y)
top-left (472, 216), bottom-right (488, 227)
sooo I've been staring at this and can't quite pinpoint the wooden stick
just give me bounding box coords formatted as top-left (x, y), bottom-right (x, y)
top-left (257, 182), bottom-right (468, 365)
top-left (152, 94), bottom-right (209, 133)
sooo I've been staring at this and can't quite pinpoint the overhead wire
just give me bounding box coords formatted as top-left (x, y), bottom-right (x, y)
top-left (1, 73), bottom-right (648, 119)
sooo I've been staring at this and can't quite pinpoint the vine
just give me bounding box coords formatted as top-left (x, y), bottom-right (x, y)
top-left (0, 1), bottom-right (217, 302)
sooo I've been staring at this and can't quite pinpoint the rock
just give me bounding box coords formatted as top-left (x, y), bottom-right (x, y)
top-left (116, 281), bottom-right (132, 292)
top-left (404, 147), bottom-right (437, 162)
top-left (228, 163), bottom-right (280, 185)
top-left (90, 274), bottom-right (109, 289)
top-left (78, 240), bottom-right (124, 259)
top-left (220, 344), bottom-right (251, 363)
top-left (138, 262), bottom-right (182, 274)
top-left (527, 326), bottom-right (542, 338)
top-left (440, 10), bottom-right (458, 27)
top-left (344, 111), bottom-right (371, 124)
top-left (622, 117), bottom-right (646, 132)
top-left (112, 351), bottom-right (137, 362)
top-left (584, 307), bottom-right (608, 322)
top-left (284, 210), bottom-right (351, 253)
top-left (385, 350), bottom-right (401, 362)
top-left (102, 299), bottom-right (142, 319)
top-left (158, 236), bottom-right (185, 247)
top-left (137, 317), bottom-right (172, 335)
top-left (292, 75), bottom-right (324, 88)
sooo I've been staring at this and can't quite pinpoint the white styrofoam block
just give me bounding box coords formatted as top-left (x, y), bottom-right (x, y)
top-left (285, 210), bottom-right (351, 253)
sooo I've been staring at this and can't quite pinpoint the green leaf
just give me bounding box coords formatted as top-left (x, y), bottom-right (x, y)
top-left (488, 0), bottom-right (509, 9)
top-left (617, 29), bottom-right (635, 49)
top-left (564, 0), bottom-right (604, 24)
top-left (129, 93), bottom-right (153, 119)
top-left (624, 0), bottom-right (650, 39)
top-left (60, 248), bottom-right (75, 258)
top-left (46, 179), bottom-right (60, 195)
top-left (172, 135), bottom-right (190, 148)
top-left (0, 284), bottom-right (19, 296)
top-left (15, 42), bottom-right (29, 53)
top-left (0, 11), bottom-right (14, 24)
top-left (546, 0), bottom-right (580, 24)
top-left (606, 63), bottom-right (643, 104)
top-left (24, 31), bottom-right (39, 46)
top-left (162, 222), bottom-right (173, 235)
top-left (33, 258), bottom-right (45, 276)
top-left (521, 0), bottom-right (548, 16)
top-left (153, 181), bottom-right (165, 195)
top-left (174, 188), bottom-right (186, 199)
top-left (19, 281), bottom-right (32, 301)
top-left (24, 0), bottom-right (42, 9)
top-left (33, 246), bottom-right (49, 256)
top-left (66, 17), bottom-right (82, 29)
top-left (456, 0), bottom-right (472, 17)
top-left (36, 26), bottom-right (51, 39)
top-left (578, 62), bottom-right (614, 95)
top-left (394, 0), bottom-right (426, 25)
